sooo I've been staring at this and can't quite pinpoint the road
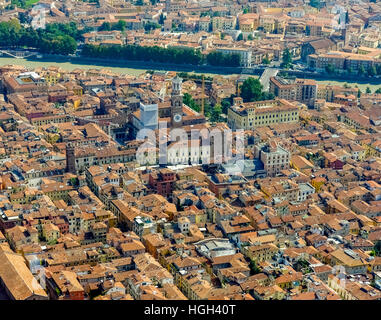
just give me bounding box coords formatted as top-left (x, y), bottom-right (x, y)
top-left (260, 68), bottom-right (279, 92)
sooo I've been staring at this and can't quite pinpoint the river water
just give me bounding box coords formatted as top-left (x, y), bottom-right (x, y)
top-left (0, 56), bottom-right (380, 92)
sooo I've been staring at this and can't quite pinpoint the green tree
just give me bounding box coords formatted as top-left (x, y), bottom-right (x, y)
top-left (248, 34), bottom-right (254, 41)
top-left (221, 100), bottom-right (231, 114)
top-left (206, 51), bottom-right (240, 67)
top-left (366, 87), bottom-right (372, 94)
top-left (281, 48), bottom-right (292, 69)
top-left (81, 44), bottom-right (204, 65)
top-left (249, 259), bottom-right (261, 275)
top-left (159, 13), bottom-right (165, 25)
top-left (200, 11), bottom-right (211, 18)
top-left (262, 91), bottom-right (275, 100)
top-left (10, 0), bottom-right (38, 9)
top-left (210, 104), bottom-right (222, 122)
top-left (310, 0), bottom-right (321, 9)
top-left (237, 33), bottom-right (243, 41)
top-left (262, 54), bottom-right (270, 64)
top-left (183, 93), bottom-right (200, 112)
top-left (113, 20), bottom-right (127, 31)
top-left (58, 35), bottom-right (77, 55)
top-left (376, 65), bottom-right (381, 75)
top-left (368, 65), bottom-right (377, 77)
top-left (183, 92), bottom-right (193, 106)
top-left (325, 64), bottom-right (335, 74)
top-left (357, 89), bottom-right (362, 98)
top-left (0, 21), bottom-right (79, 55)
top-left (18, 11), bottom-right (29, 24)
top-left (294, 259), bottom-right (311, 273)
top-left (240, 77), bottom-right (263, 102)
top-left (358, 65), bottom-right (366, 76)
top-left (375, 88), bottom-right (381, 94)
top-left (70, 177), bottom-right (79, 187)
top-left (374, 240), bottom-right (381, 256)
top-left (144, 22), bottom-right (161, 32)
top-left (204, 102), bottom-right (212, 117)
top-left (99, 22), bottom-right (111, 31)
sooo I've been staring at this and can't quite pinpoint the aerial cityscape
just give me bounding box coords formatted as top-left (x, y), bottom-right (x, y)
top-left (0, 0), bottom-right (380, 302)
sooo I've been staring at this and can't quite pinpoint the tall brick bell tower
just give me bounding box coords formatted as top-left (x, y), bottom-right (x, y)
top-left (171, 76), bottom-right (183, 128)
top-left (66, 143), bottom-right (76, 173)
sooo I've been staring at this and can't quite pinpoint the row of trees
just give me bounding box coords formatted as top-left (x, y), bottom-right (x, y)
top-left (0, 20), bottom-right (79, 55)
top-left (81, 43), bottom-right (243, 67)
top-left (0, 18), bottom-right (290, 70)
top-left (98, 20), bottom-right (128, 32)
top-left (0, 18), bottom-right (243, 67)
top-left (325, 63), bottom-right (381, 77)
top-left (364, 87), bottom-right (381, 94)
top-left (82, 44), bottom-right (204, 65)
top-left (99, 19), bottom-right (161, 32)
top-left (206, 51), bottom-right (241, 67)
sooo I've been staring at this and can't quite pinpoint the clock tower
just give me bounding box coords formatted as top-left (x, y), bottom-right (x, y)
top-left (171, 76), bottom-right (183, 128)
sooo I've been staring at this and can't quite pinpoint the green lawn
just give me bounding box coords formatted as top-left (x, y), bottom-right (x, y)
top-left (25, 0), bottom-right (40, 7)
top-left (11, 0), bottom-right (40, 9)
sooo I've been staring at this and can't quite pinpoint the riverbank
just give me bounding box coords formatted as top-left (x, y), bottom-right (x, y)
top-left (1, 55), bottom-right (380, 91)
top-left (29, 54), bottom-right (245, 75)
top-left (37, 54), bottom-right (381, 84)
top-left (0, 56), bottom-right (148, 76)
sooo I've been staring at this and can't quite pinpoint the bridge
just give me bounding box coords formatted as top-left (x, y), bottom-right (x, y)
top-left (259, 67), bottom-right (279, 92)
top-left (0, 50), bottom-right (39, 59)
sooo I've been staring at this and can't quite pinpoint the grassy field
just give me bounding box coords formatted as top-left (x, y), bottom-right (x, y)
top-left (25, 0), bottom-right (39, 6)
